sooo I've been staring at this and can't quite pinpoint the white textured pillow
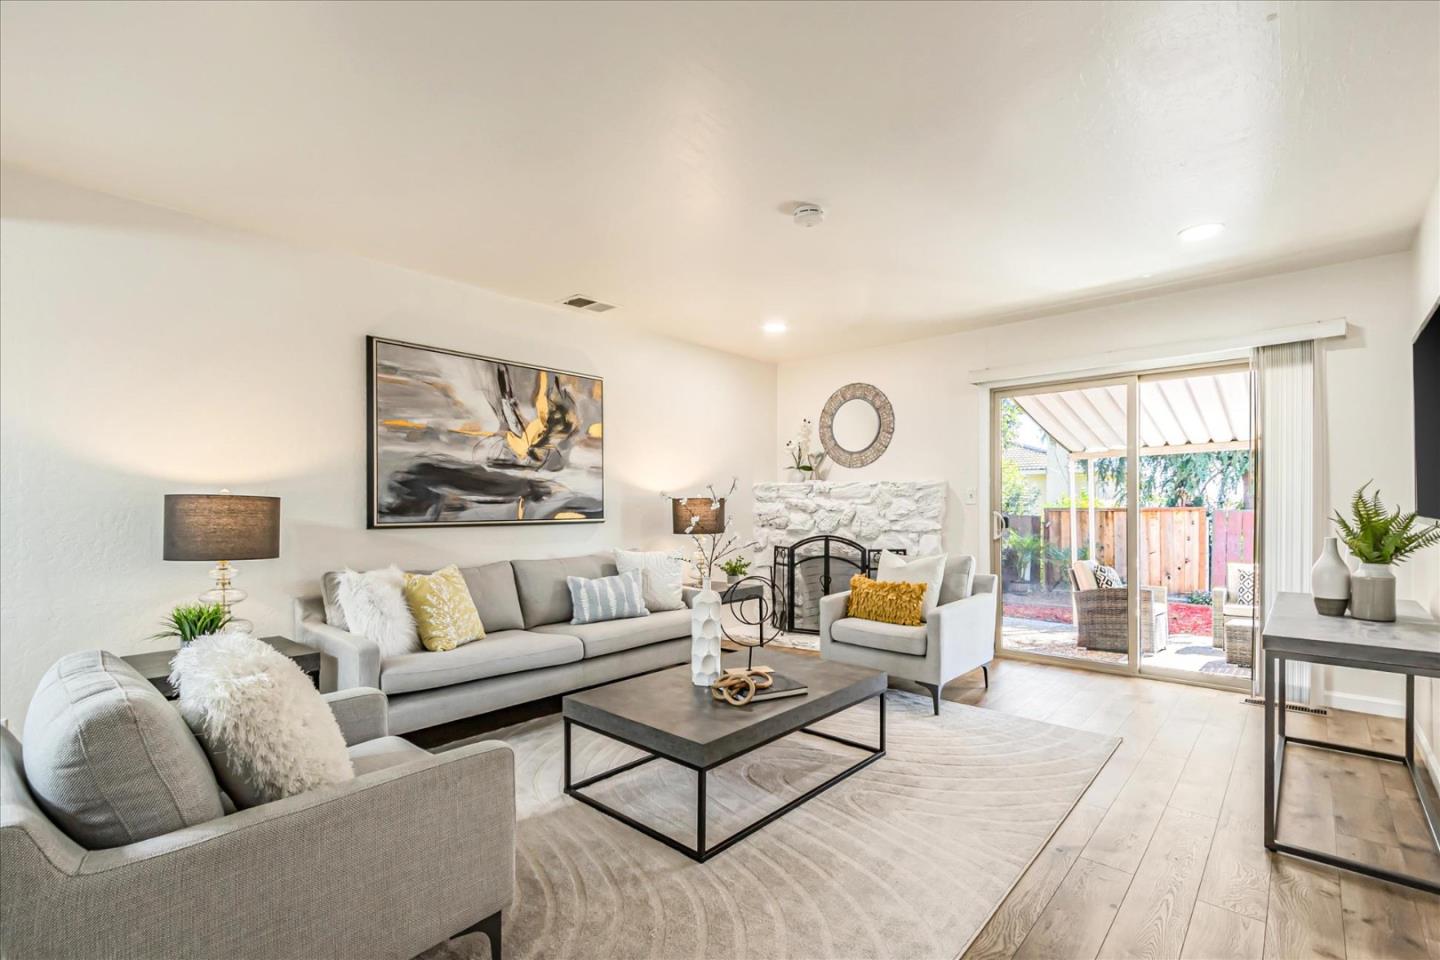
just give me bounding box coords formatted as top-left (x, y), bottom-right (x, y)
top-left (614, 549), bottom-right (685, 611)
top-left (877, 551), bottom-right (948, 620)
top-left (171, 634), bottom-right (354, 808)
top-left (336, 566), bottom-right (421, 657)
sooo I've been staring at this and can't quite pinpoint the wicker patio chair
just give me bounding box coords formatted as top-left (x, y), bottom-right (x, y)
top-left (1070, 562), bottom-right (1166, 654)
top-left (1211, 562), bottom-right (1258, 650)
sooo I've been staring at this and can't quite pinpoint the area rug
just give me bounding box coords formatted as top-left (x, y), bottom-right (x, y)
top-left (423, 691), bottom-right (1118, 960)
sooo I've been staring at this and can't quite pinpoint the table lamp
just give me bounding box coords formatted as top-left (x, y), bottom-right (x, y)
top-left (163, 492), bottom-right (280, 635)
top-left (672, 496), bottom-right (725, 586)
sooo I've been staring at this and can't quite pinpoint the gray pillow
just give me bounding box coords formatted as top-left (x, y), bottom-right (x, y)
top-left (23, 650), bottom-right (225, 849)
top-left (321, 570), bottom-right (349, 630)
top-left (567, 569), bottom-right (649, 624)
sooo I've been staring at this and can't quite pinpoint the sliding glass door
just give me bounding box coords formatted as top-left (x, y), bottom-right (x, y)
top-left (991, 363), bottom-right (1256, 688)
top-left (993, 376), bottom-right (1136, 670)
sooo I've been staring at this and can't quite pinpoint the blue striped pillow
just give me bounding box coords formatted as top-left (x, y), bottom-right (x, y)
top-left (567, 569), bottom-right (650, 624)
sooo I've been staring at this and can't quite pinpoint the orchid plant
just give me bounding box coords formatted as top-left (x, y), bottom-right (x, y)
top-left (785, 418), bottom-right (827, 479)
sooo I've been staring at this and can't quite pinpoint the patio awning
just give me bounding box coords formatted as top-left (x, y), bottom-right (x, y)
top-left (1012, 370), bottom-right (1251, 460)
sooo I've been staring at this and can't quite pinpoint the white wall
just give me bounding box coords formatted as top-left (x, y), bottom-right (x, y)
top-left (1411, 177), bottom-right (1440, 779)
top-left (778, 250), bottom-right (1425, 713)
top-left (0, 167), bottom-right (777, 730)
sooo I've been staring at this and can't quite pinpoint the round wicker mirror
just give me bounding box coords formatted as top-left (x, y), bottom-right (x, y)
top-left (819, 383), bottom-right (894, 467)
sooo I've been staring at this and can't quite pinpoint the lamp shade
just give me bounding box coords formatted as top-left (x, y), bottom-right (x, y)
top-left (672, 497), bottom-right (725, 535)
top-left (164, 494), bottom-right (281, 561)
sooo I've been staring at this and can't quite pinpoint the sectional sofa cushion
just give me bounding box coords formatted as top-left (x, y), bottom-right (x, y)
top-left (347, 735), bottom-right (431, 776)
top-left (22, 650), bottom-right (225, 849)
top-left (512, 554), bottom-right (618, 628)
top-left (379, 629), bottom-right (583, 694)
top-left (459, 561), bottom-right (525, 632)
top-left (831, 617), bottom-right (929, 657)
top-left (532, 607), bottom-right (691, 658)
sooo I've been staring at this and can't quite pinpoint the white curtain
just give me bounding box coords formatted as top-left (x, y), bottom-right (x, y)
top-left (1254, 340), bottom-right (1328, 704)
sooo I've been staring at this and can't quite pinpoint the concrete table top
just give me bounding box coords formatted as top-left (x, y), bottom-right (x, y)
top-left (563, 648), bottom-right (886, 769)
top-left (1263, 591), bottom-right (1439, 673)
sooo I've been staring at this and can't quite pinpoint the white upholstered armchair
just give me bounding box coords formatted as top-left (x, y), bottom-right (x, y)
top-left (819, 556), bottom-right (998, 714)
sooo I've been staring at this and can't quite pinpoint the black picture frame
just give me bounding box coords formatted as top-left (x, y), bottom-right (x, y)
top-left (367, 335), bottom-right (605, 528)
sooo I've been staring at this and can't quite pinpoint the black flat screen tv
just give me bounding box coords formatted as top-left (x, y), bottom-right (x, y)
top-left (1418, 299), bottom-right (1440, 520)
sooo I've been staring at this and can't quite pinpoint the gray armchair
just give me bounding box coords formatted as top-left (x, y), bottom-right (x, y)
top-left (820, 556), bottom-right (998, 714)
top-left (1, 686), bottom-right (515, 960)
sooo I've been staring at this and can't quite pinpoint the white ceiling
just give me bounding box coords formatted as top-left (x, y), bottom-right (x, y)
top-left (2, 1), bottom-right (1437, 362)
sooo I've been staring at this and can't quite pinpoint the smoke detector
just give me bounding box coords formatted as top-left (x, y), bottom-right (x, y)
top-left (560, 294), bottom-right (616, 313)
top-left (791, 202), bottom-right (825, 228)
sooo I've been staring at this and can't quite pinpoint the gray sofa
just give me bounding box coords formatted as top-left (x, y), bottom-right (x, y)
top-left (819, 556), bottom-right (998, 715)
top-left (1, 657), bottom-right (514, 960)
top-left (295, 553), bottom-right (695, 735)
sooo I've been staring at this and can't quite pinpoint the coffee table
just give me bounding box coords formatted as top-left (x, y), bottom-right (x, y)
top-left (562, 650), bottom-right (886, 862)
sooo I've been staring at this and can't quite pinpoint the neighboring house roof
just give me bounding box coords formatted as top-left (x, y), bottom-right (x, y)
top-left (1005, 444), bottom-right (1048, 473)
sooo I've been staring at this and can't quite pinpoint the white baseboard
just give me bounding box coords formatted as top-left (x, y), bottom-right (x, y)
top-left (1418, 725), bottom-right (1440, 796)
top-left (1321, 690), bottom-right (1405, 718)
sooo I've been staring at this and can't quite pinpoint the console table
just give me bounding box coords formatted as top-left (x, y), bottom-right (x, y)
top-left (1262, 591), bottom-right (1440, 893)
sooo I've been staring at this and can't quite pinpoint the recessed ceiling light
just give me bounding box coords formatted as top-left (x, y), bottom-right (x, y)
top-left (1177, 222), bottom-right (1225, 242)
top-left (762, 320), bottom-right (788, 335)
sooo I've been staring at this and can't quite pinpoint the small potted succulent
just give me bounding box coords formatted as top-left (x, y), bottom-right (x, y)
top-left (1331, 483), bottom-right (1440, 622)
top-left (152, 601), bottom-right (232, 646)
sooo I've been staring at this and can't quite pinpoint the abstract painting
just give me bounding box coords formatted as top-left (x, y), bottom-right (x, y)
top-left (367, 336), bottom-right (603, 527)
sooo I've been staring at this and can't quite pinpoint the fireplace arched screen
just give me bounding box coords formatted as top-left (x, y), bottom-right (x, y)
top-left (772, 535), bottom-right (899, 634)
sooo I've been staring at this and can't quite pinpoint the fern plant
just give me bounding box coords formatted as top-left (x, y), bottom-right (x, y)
top-left (152, 602), bottom-right (231, 645)
top-left (1331, 482), bottom-right (1440, 565)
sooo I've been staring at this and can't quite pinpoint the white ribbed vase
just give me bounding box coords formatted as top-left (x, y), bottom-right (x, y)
top-left (690, 588), bottom-right (723, 686)
top-left (1310, 537), bottom-right (1351, 616)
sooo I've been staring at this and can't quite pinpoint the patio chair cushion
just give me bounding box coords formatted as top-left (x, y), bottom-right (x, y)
top-left (831, 617), bottom-right (928, 657)
top-left (1071, 561), bottom-right (1099, 591)
top-left (1223, 602), bottom-right (1257, 618)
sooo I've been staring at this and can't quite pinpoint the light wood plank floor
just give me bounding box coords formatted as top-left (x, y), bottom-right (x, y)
top-left (940, 658), bottom-right (1440, 960)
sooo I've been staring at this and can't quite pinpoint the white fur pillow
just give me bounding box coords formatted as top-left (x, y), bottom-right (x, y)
top-left (614, 549), bottom-right (685, 611)
top-left (336, 565), bottom-right (421, 657)
top-left (170, 634), bottom-right (354, 808)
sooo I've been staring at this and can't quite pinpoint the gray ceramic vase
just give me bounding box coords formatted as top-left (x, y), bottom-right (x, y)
top-left (1349, 562), bottom-right (1397, 622)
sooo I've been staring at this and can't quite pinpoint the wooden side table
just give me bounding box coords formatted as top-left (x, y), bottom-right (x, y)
top-left (122, 635), bottom-right (320, 700)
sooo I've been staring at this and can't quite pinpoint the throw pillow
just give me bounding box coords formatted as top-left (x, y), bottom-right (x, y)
top-left (877, 550), bottom-right (947, 620)
top-left (1093, 564), bottom-right (1124, 589)
top-left (23, 650), bottom-right (225, 848)
top-left (170, 634), bottom-right (353, 808)
top-left (613, 548), bottom-right (686, 611)
top-left (1235, 566), bottom-right (1256, 605)
top-left (567, 569), bottom-right (649, 624)
top-left (336, 565), bottom-right (421, 657)
top-left (403, 564), bottom-right (486, 652)
top-left (846, 574), bottom-right (925, 626)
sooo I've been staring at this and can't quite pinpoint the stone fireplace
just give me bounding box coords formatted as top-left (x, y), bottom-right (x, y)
top-left (753, 481), bottom-right (946, 632)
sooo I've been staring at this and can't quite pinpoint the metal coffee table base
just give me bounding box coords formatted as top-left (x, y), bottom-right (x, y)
top-left (564, 692), bottom-right (886, 862)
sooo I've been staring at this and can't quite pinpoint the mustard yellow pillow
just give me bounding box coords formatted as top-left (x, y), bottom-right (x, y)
top-left (846, 574), bottom-right (925, 626)
top-left (403, 565), bottom-right (486, 652)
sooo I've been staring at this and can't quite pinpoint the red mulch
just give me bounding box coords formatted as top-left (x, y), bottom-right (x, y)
top-left (1004, 599), bottom-right (1213, 636)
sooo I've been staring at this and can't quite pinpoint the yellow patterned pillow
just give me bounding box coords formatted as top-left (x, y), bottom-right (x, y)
top-left (846, 574), bottom-right (925, 626)
top-left (403, 565), bottom-right (486, 652)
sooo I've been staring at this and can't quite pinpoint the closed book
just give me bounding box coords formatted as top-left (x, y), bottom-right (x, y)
top-left (752, 673), bottom-right (808, 702)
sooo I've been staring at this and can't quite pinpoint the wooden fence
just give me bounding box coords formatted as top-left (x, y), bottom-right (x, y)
top-left (1034, 506), bottom-right (1210, 594)
top-left (1210, 509), bottom-right (1255, 589)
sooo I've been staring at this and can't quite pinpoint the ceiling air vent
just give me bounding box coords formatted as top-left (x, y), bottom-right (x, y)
top-left (561, 295), bottom-right (616, 313)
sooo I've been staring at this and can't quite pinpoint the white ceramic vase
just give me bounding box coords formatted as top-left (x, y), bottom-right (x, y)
top-left (1310, 537), bottom-right (1351, 616)
top-left (690, 587), bottom-right (723, 686)
top-left (1350, 562), bottom-right (1397, 622)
